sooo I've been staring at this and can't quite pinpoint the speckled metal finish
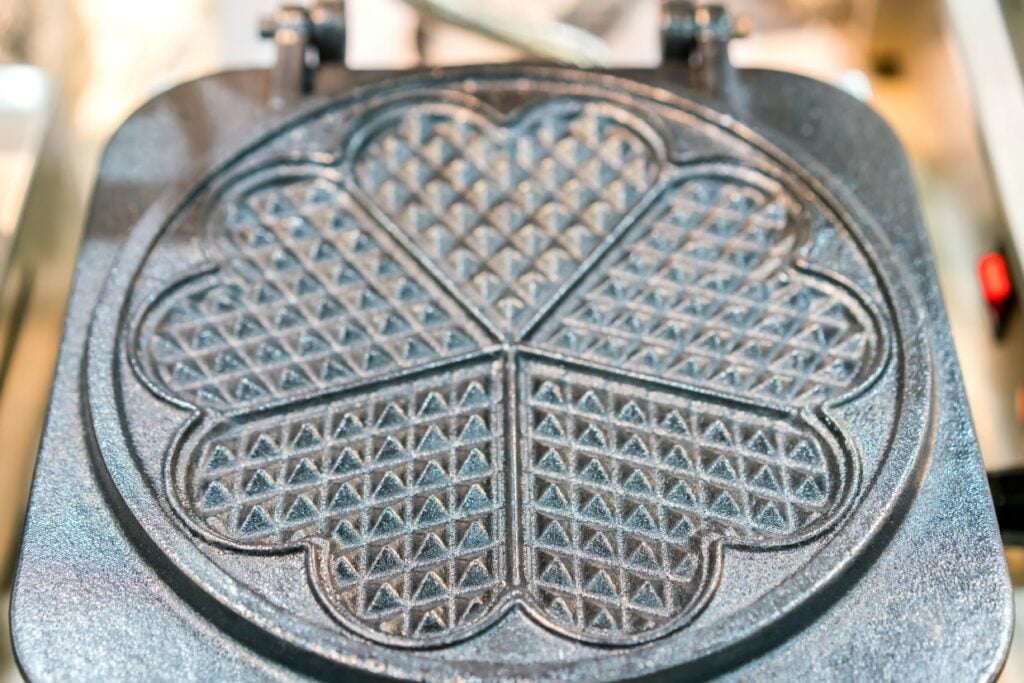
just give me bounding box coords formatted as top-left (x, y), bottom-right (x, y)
top-left (10, 65), bottom-right (1013, 681)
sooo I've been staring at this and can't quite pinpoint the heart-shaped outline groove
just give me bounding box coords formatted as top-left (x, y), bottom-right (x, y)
top-left (164, 353), bottom-right (516, 648)
top-left (345, 95), bottom-right (674, 339)
top-left (511, 355), bottom-right (860, 646)
top-left (129, 92), bottom-right (890, 649)
top-left (131, 160), bottom-right (500, 415)
top-left (524, 163), bottom-right (891, 411)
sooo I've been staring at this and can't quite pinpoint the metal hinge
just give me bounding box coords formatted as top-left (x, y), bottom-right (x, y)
top-left (662, 1), bottom-right (749, 91)
top-left (260, 1), bottom-right (748, 105)
top-left (259, 1), bottom-right (346, 107)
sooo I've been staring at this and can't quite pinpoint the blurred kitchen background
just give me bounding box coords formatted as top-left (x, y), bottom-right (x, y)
top-left (2, 0), bottom-right (1024, 679)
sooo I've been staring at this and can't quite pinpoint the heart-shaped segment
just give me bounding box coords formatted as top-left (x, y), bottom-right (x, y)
top-left (532, 172), bottom-right (883, 406)
top-left (518, 359), bottom-right (849, 643)
top-left (352, 100), bottom-right (663, 336)
top-left (178, 358), bottom-right (509, 645)
top-left (137, 170), bottom-right (493, 411)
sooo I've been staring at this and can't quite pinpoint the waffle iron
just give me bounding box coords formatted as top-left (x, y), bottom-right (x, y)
top-left (11, 3), bottom-right (1012, 680)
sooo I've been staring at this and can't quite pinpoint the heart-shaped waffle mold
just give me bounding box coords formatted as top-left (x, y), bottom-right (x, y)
top-left (532, 171), bottom-right (883, 407)
top-left (351, 99), bottom-right (663, 335)
top-left (136, 165), bottom-right (494, 411)
top-left (133, 96), bottom-right (885, 648)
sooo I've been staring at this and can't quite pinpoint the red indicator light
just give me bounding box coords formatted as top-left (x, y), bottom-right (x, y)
top-left (979, 252), bottom-right (1014, 308)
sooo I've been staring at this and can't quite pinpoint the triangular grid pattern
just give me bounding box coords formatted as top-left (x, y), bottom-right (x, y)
top-left (352, 101), bottom-right (661, 334)
top-left (132, 96), bottom-right (884, 649)
top-left (518, 359), bottom-right (844, 640)
top-left (185, 360), bottom-right (507, 643)
top-left (143, 176), bottom-right (491, 410)
top-left (533, 176), bottom-right (881, 406)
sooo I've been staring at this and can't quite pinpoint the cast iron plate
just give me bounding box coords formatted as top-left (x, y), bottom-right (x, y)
top-left (84, 67), bottom-right (931, 679)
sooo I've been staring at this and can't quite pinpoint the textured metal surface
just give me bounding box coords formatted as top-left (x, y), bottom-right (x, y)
top-left (11, 64), bottom-right (1012, 681)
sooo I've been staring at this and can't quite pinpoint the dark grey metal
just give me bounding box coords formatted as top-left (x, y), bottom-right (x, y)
top-left (662, 1), bottom-right (750, 64)
top-left (260, 2), bottom-right (346, 107)
top-left (9, 59), bottom-right (1011, 682)
top-left (661, 2), bottom-right (748, 110)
